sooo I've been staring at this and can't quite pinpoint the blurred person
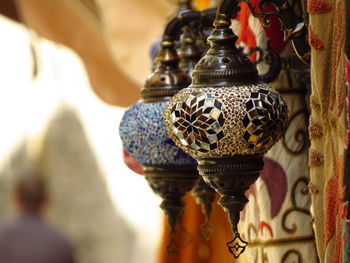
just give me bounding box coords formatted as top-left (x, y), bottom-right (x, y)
top-left (0, 175), bottom-right (75, 263)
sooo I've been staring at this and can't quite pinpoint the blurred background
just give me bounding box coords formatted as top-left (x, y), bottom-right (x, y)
top-left (0, 0), bottom-right (202, 262)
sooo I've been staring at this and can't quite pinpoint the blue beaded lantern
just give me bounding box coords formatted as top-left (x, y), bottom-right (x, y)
top-left (120, 102), bottom-right (195, 167)
top-left (119, 39), bottom-right (199, 231)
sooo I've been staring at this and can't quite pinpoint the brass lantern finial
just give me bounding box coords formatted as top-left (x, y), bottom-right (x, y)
top-left (164, 0), bottom-right (288, 258)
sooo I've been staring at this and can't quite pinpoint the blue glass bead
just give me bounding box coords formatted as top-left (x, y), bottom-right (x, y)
top-left (119, 101), bottom-right (196, 166)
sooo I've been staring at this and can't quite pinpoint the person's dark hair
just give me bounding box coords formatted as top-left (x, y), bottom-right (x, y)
top-left (15, 175), bottom-right (47, 213)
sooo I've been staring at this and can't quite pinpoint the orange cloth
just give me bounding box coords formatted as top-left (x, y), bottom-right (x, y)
top-left (193, 0), bottom-right (213, 10)
top-left (157, 193), bottom-right (234, 263)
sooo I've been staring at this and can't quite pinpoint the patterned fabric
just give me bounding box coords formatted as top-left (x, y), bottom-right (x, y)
top-left (237, 1), bottom-right (318, 262)
top-left (308, 0), bottom-right (347, 262)
top-left (344, 1), bottom-right (350, 260)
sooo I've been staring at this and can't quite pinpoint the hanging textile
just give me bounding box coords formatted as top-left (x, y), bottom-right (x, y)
top-left (235, 1), bottom-right (317, 262)
top-left (343, 0), bottom-right (350, 262)
top-left (157, 194), bottom-right (234, 263)
top-left (308, 0), bottom-right (347, 262)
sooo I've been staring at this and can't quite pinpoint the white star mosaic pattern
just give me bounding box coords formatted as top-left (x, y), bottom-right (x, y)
top-left (169, 92), bottom-right (225, 153)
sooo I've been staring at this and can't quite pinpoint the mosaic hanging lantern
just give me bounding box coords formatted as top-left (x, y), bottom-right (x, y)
top-left (119, 39), bottom-right (198, 233)
top-left (164, 10), bottom-right (288, 259)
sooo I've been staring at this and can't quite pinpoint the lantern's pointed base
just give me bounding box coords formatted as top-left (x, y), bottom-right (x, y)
top-left (144, 166), bottom-right (198, 231)
top-left (200, 220), bottom-right (214, 241)
top-left (166, 235), bottom-right (179, 261)
top-left (192, 178), bottom-right (216, 240)
top-left (227, 230), bottom-right (248, 259)
top-left (197, 155), bottom-right (264, 258)
top-left (166, 224), bottom-right (193, 259)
